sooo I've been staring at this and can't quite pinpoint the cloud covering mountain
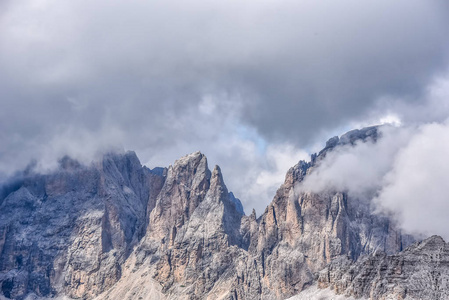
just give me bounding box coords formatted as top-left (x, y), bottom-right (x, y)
top-left (1, 0), bottom-right (449, 214)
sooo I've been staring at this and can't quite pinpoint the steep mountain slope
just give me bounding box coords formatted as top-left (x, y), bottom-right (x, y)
top-left (0, 152), bottom-right (166, 299)
top-left (0, 126), bottom-right (437, 300)
top-left (232, 126), bottom-right (414, 299)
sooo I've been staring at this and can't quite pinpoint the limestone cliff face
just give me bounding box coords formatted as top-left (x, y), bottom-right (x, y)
top-left (147, 152), bottom-right (211, 241)
top-left (0, 152), bottom-right (166, 300)
top-left (236, 126), bottom-right (412, 299)
top-left (317, 235), bottom-right (449, 300)
top-left (0, 127), bottom-right (436, 300)
top-left (96, 127), bottom-right (413, 300)
top-left (135, 153), bottom-right (248, 299)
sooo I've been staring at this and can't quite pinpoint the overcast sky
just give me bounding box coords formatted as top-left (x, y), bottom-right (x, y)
top-left (1, 0), bottom-right (449, 218)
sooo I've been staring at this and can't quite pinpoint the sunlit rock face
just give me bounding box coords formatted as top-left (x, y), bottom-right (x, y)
top-left (0, 127), bottom-right (428, 300)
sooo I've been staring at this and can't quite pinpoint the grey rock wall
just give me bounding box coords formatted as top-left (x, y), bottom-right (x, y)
top-left (0, 152), bottom-right (166, 299)
top-left (318, 235), bottom-right (449, 300)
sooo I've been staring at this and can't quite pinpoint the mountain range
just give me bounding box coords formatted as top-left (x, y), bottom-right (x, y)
top-left (1, 126), bottom-right (448, 300)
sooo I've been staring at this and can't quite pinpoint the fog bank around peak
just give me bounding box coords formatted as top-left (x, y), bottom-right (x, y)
top-left (300, 120), bottom-right (449, 240)
top-left (300, 125), bottom-right (414, 199)
top-left (373, 121), bottom-right (449, 239)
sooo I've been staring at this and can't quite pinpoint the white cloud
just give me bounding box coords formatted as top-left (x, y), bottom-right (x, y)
top-left (239, 144), bottom-right (309, 215)
top-left (300, 116), bottom-right (449, 239)
top-left (374, 121), bottom-right (449, 239)
top-left (301, 125), bottom-right (414, 199)
top-left (379, 114), bottom-right (402, 127)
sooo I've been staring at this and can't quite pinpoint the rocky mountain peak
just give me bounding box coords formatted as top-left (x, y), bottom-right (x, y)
top-left (338, 126), bottom-right (378, 145)
top-left (414, 234), bottom-right (446, 252)
top-left (284, 160), bottom-right (310, 185)
top-left (171, 150), bottom-right (205, 170)
top-left (211, 165), bottom-right (225, 187)
top-left (318, 125), bottom-right (379, 158)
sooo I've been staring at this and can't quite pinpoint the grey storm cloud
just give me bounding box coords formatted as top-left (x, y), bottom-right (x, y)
top-left (1, 0), bottom-right (449, 213)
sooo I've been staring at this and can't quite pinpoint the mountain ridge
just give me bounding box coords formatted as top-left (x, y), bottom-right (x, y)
top-left (0, 126), bottom-right (439, 300)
